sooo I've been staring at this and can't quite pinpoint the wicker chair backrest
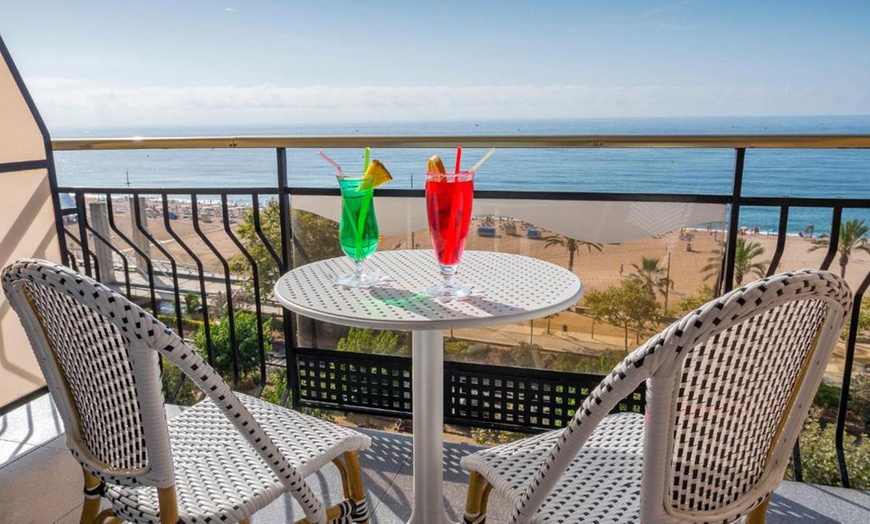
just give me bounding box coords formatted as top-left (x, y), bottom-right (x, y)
top-left (666, 297), bottom-right (826, 513)
top-left (2, 259), bottom-right (330, 523)
top-left (511, 270), bottom-right (852, 524)
top-left (3, 260), bottom-right (172, 486)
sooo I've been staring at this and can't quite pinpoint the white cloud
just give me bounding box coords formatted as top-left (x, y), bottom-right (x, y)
top-left (24, 78), bottom-right (870, 128)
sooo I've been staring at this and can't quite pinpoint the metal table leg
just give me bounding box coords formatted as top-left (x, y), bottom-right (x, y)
top-left (407, 329), bottom-right (451, 524)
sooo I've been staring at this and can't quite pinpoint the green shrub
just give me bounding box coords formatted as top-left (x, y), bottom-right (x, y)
top-left (261, 366), bottom-right (335, 422)
top-left (160, 363), bottom-right (201, 406)
top-left (184, 291), bottom-right (201, 314)
top-left (337, 327), bottom-right (407, 356)
top-left (547, 350), bottom-right (624, 375)
top-left (842, 299), bottom-right (869, 341)
top-left (156, 314), bottom-right (204, 337)
top-left (849, 375), bottom-right (870, 430)
top-left (193, 311), bottom-right (271, 381)
top-left (815, 382), bottom-right (842, 411)
top-left (262, 367), bottom-right (288, 405)
top-left (676, 284), bottom-right (716, 314)
top-left (812, 375), bottom-right (870, 433)
top-left (471, 428), bottom-right (526, 446)
top-left (788, 414), bottom-right (870, 490)
top-left (458, 344), bottom-right (494, 360)
top-left (444, 338), bottom-right (472, 355)
top-left (510, 342), bottom-right (541, 368)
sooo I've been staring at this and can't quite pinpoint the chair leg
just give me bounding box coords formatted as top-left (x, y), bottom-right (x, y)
top-left (343, 451), bottom-right (369, 523)
top-left (94, 509), bottom-right (122, 524)
top-left (746, 494), bottom-right (772, 524)
top-left (297, 452), bottom-right (369, 524)
top-left (81, 469), bottom-right (103, 524)
top-left (464, 472), bottom-right (492, 524)
top-left (157, 485), bottom-right (179, 524)
top-left (480, 483), bottom-right (493, 518)
top-left (332, 456), bottom-right (352, 498)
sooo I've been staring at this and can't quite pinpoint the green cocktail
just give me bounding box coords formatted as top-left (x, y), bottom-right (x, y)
top-left (337, 176), bottom-right (380, 287)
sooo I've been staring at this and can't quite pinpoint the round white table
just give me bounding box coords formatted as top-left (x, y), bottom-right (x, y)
top-left (274, 250), bottom-right (583, 524)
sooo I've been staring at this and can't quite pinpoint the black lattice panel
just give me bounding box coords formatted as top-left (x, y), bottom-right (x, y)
top-left (296, 349), bottom-right (412, 414)
top-left (296, 349), bottom-right (646, 432)
top-left (444, 362), bottom-right (645, 431)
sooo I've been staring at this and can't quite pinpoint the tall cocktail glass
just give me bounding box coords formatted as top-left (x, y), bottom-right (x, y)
top-left (336, 176), bottom-right (380, 287)
top-left (425, 170), bottom-right (474, 298)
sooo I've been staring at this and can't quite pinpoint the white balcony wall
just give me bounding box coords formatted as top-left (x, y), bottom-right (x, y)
top-left (0, 39), bottom-right (60, 408)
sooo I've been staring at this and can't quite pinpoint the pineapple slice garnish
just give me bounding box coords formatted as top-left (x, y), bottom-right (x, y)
top-left (427, 155), bottom-right (446, 174)
top-left (358, 159), bottom-right (393, 190)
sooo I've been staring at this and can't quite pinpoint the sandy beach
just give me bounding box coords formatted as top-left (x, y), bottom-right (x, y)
top-left (68, 198), bottom-right (870, 382)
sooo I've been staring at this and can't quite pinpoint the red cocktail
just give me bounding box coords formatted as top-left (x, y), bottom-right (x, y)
top-left (425, 171), bottom-right (474, 298)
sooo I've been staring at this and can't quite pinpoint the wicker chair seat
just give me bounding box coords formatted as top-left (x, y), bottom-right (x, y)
top-left (462, 413), bottom-right (644, 523)
top-left (104, 393), bottom-right (371, 523)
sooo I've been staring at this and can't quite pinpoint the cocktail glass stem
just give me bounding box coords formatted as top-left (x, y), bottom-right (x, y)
top-left (440, 264), bottom-right (457, 289)
top-left (354, 260), bottom-right (365, 281)
top-left (427, 263), bottom-right (472, 298)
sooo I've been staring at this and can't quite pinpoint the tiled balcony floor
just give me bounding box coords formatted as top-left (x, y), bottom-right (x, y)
top-left (3, 394), bottom-right (870, 523)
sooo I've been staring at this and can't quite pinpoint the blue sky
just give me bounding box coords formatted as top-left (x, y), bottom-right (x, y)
top-left (3, 0), bottom-right (870, 128)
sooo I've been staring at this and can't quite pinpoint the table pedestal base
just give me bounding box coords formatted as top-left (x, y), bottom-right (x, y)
top-left (407, 329), bottom-right (452, 524)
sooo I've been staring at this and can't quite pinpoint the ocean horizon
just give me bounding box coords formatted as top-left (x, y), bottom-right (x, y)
top-left (52, 115), bottom-right (870, 235)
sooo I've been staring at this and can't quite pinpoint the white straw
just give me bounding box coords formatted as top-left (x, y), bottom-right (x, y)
top-left (470, 147), bottom-right (496, 173)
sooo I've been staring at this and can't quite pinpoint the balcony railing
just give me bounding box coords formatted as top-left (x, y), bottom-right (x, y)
top-left (51, 134), bottom-right (870, 488)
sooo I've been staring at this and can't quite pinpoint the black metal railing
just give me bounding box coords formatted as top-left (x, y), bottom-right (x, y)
top-left (52, 135), bottom-right (870, 488)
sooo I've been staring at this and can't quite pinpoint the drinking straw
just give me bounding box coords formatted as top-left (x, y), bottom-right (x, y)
top-left (454, 146), bottom-right (462, 174)
top-left (318, 150), bottom-right (344, 178)
top-left (355, 146), bottom-right (373, 260)
top-left (470, 147), bottom-right (496, 173)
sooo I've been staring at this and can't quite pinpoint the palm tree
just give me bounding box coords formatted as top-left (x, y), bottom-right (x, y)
top-left (545, 312), bottom-right (558, 334)
top-left (702, 238), bottom-right (767, 286)
top-left (809, 219), bottom-right (870, 278)
top-left (543, 234), bottom-right (603, 272)
top-left (629, 256), bottom-right (670, 298)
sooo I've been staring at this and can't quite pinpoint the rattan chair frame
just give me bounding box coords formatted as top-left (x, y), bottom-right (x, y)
top-left (3, 259), bottom-right (371, 524)
top-left (461, 269), bottom-right (852, 524)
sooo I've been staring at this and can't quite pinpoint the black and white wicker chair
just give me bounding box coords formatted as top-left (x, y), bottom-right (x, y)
top-left (2, 259), bottom-right (371, 524)
top-left (461, 269), bottom-right (852, 524)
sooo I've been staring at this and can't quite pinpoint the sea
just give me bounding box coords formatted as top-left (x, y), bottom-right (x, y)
top-left (52, 115), bottom-right (870, 235)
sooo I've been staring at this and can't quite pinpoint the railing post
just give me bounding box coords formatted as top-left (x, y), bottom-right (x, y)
top-left (791, 440), bottom-right (804, 483)
top-left (820, 207), bottom-right (843, 272)
top-left (47, 153), bottom-right (71, 268)
top-left (765, 206), bottom-right (790, 277)
top-left (277, 147), bottom-right (301, 408)
top-left (722, 148), bottom-right (745, 293)
top-left (836, 276), bottom-right (870, 488)
top-left (131, 196), bottom-right (153, 273)
top-left (74, 193), bottom-right (92, 277)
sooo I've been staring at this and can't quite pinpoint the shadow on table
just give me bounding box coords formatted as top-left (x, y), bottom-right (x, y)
top-left (368, 287), bottom-right (526, 322)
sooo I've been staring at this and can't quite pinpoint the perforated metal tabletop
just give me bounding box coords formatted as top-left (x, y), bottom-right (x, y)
top-left (274, 250), bottom-right (584, 331)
